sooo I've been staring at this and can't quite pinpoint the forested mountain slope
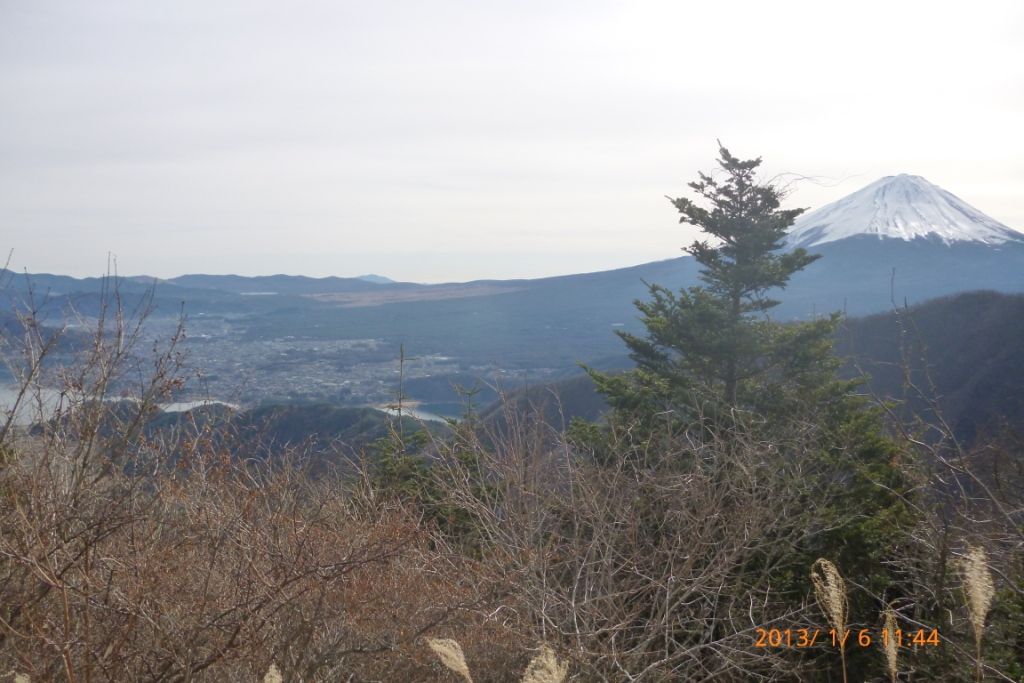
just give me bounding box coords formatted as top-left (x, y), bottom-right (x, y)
top-left (483, 291), bottom-right (1024, 443)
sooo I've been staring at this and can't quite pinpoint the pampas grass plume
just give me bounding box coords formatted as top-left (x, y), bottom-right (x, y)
top-left (960, 545), bottom-right (994, 683)
top-left (881, 604), bottom-right (899, 683)
top-left (427, 637), bottom-right (474, 683)
top-left (521, 645), bottom-right (568, 683)
top-left (811, 559), bottom-right (848, 638)
top-left (811, 558), bottom-right (848, 683)
top-left (262, 663), bottom-right (283, 683)
top-left (961, 545), bottom-right (994, 645)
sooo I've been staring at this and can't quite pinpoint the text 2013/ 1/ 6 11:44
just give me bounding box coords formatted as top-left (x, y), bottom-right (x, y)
top-left (754, 627), bottom-right (941, 648)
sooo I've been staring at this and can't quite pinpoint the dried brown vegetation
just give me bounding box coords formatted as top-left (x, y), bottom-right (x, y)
top-left (0, 285), bottom-right (524, 681)
top-left (863, 302), bottom-right (1024, 683)
top-left (423, 401), bottom-right (856, 681)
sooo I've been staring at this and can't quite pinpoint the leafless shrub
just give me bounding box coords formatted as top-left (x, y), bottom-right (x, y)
top-left (423, 401), bottom-right (842, 681)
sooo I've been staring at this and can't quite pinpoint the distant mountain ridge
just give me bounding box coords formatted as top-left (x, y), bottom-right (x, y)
top-left (165, 273), bottom-right (401, 295)
top-left (6, 174), bottom-right (1022, 372)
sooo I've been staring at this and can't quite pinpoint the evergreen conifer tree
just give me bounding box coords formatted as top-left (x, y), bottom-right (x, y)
top-left (589, 145), bottom-right (843, 435)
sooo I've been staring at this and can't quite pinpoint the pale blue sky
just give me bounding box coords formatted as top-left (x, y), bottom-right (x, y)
top-left (2, 0), bottom-right (1022, 282)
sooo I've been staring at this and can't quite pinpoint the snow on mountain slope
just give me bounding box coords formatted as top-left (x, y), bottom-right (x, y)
top-left (786, 174), bottom-right (1023, 249)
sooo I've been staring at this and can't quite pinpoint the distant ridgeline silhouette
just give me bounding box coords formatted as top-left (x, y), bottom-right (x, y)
top-left (3, 174), bottom-right (1023, 372)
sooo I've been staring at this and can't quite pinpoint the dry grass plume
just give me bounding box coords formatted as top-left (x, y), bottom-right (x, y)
top-left (960, 545), bottom-right (995, 683)
top-left (881, 604), bottom-right (899, 683)
top-left (521, 645), bottom-right (568, 683)
top-left (427, 638), bottom-right (474, 683)
top-left (426, 639), bottom-right (569, 683)
top-left (811, 558), bottom-right (849, 683)
top-left (262, 663), bottom-right (283, 683)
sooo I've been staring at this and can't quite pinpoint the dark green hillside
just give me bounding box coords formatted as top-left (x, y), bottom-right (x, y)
top-left (838, 290), bottom-right (1024, 442)
top-left (236, 403), bottom-right (428, 449)
top-left (478, 373), bottom-right (608, 433)
top-left (481, 291), bottom-right (1024, 444)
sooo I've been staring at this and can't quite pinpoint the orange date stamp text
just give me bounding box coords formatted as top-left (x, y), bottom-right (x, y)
top-left (754, 627), bottom-right (941, 649)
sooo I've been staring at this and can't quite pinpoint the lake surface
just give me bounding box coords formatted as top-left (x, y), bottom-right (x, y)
top-left (162, 400), bottom-right (239, 412)
top-left (377, 405), bottom-right (452, 423)
top-left (0, 384), bottom-right (239, 425)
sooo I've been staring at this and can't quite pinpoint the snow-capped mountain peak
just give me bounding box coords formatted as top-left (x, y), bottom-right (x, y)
top-left (786, 174), bottom-right (1022, 249)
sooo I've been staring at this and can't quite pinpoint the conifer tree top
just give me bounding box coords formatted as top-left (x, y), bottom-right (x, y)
top-left (668, 145), bottom-right (817, 313)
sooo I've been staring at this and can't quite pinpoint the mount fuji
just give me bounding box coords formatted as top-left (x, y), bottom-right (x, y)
top-left (786, 174), bottom-right (1023, 249)
top-left (778, 174), bottom-right (1024, 317)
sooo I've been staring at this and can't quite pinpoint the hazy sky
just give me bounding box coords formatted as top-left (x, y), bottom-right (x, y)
top-left (2, 0), bottom-right (1022, 282)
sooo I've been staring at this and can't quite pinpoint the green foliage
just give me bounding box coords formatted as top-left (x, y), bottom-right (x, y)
top-left (370, 421), bottom-right (431, 499)
top-left (589, 146), bottom-right (837, 434)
